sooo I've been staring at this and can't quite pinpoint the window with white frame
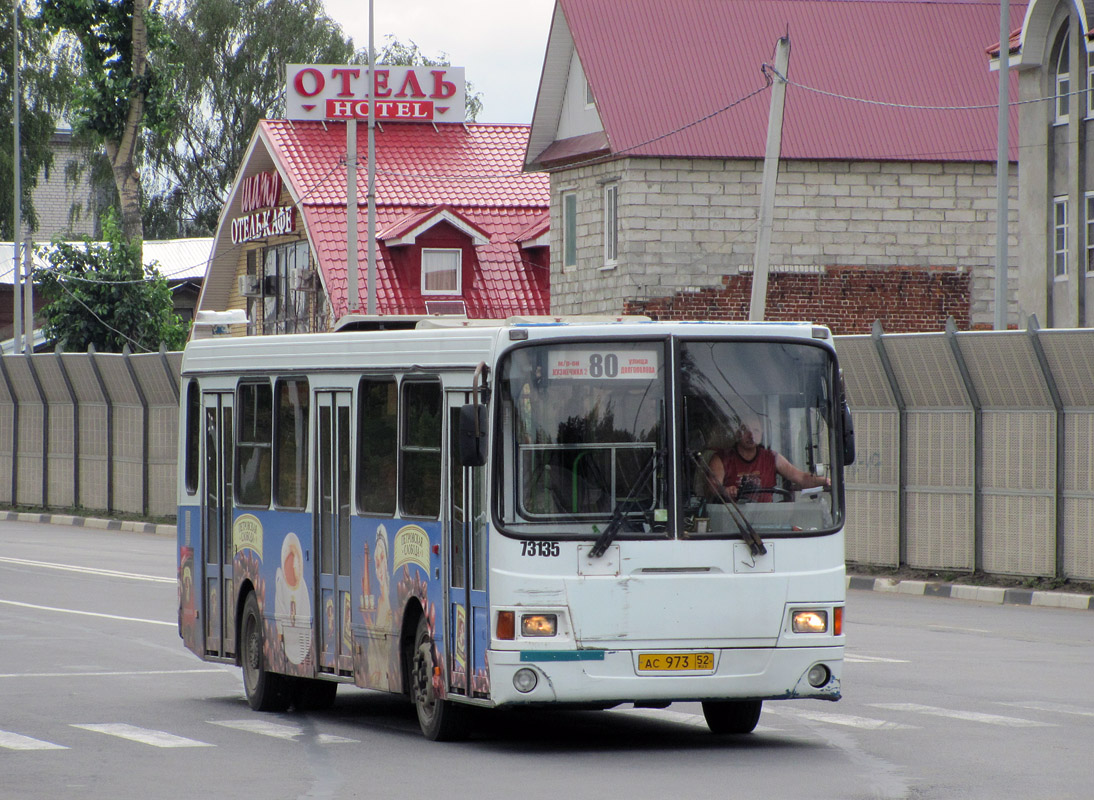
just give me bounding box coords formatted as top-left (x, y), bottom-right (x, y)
top-left (562, 191), bottom-right (577, 268)
top-left (421, 248), bottom-right (461, 294)
top-left (1054, 197), bottom-right (1068, 277)
top-left (1054, 28), bottom-right (1070, 124)
top-left (1086, 192), bottom-right (1094, 273)
top-left (603, 183), bottom-right (619, 265)
top-left (1087, 50), bottom-right (1093, 118)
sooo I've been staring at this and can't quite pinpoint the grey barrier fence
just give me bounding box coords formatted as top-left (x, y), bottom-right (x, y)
top-left (0, 347), bottom-right (182, 519)
top-left (838, 320), bottom-right (1094, 582)
top-left (0, 327), bottom-right (1091, 582)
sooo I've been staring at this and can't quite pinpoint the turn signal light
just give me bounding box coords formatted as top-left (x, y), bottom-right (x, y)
top-left (834, 606), bottom-right (843, 636)
top-left (496, 610), bottom-right (515, 640)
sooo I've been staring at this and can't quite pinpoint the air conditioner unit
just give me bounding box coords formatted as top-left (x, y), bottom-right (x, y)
top-left (238, 274), bottom-right (261, 297)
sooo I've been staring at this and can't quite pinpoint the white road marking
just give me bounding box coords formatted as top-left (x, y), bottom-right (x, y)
top-left (765, 706), bottom-right (916, 730)
top-left (0, 556), bottom-right (174, 584)
top-left (999, 700), bottom-right (1094, 718)
top-left (0, 730), bottom-right (69, 750)
top-left (869, 703), bottom-right (1054, 727)
top-left (844, 654), bottom-right (909, 663)
top-left (71, 723), bottom-right (213, 748)
top-left (0, 598), bottom-right (174, 626)
top-left (210, 719), bottom-right (359, 744)
top-left (0, 668), bottom-right (231, 679)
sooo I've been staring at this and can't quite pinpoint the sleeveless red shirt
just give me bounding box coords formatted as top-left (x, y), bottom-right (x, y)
top-left (719, 447), bottom-right (777, 501)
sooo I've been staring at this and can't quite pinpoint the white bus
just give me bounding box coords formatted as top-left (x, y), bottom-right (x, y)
top-left (176, 318), bottom-right (854, 739)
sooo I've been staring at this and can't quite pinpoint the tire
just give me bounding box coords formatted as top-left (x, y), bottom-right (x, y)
top-left (409, 615), bottom-right (466, 741)
top-left (292, 678), bottom-right (338, 711)
top-left (240, 591), bottom-right (291, 712)
top-left (702, 699), bottom-right (763, 734)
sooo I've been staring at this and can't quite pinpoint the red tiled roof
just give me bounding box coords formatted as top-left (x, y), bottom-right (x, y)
top-left (378, 205), bottom-right (491, 244)
top-left (546, 0), bottom-right (1025, 164)
top-left (259, 121), bottom-right (550, 318)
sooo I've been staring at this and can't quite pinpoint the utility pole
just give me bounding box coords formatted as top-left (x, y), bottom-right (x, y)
top-left (347, 118), bottom-right (359, 314)
top-left (994, 0), bottom-right (1010, 330)
top-left (12, 0), bottom-right (22, 352)
top-left (749, 36), bottom-right (790, 322)
top-left (366, 0), bottom-right (377, 316)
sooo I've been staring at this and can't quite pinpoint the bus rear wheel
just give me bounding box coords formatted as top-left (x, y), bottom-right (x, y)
top-left (240, 591), bottom-right (291, 712)
top-left (702, 699), bottom-right (762, 734)
top-left (410, 616), bottom-right (466, 741)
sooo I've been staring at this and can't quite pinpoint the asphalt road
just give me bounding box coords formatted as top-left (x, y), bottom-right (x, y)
top-left (1, 520), bottom-right (1091, 800)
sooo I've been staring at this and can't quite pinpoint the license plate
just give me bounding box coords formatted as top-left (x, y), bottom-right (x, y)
top-left (637, 652), bottom-right (715, 672)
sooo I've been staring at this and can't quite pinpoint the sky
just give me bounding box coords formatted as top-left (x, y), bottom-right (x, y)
top-left (321, 0), bottom-right (557, 124)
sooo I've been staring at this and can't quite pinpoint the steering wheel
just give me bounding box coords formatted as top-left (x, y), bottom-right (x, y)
top-left (736, 486), bottom-right (793, 503)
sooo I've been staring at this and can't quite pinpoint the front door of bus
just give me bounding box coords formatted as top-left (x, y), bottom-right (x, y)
top-left (316, 391), bottom-right (353, 674)
top-left (447, 394), bottom-right (488, 697)
top-left (202, 392), bottom-right (234, 659)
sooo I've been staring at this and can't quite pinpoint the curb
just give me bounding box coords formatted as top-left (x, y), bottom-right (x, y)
top-left (0, 511), bottom-right (176, 538)
top-left (848, 575), bottom-right (1094, 611)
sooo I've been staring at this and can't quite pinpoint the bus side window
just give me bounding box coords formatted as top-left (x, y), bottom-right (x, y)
top-left (358, 377), bottom-right (398, 515)
top-left (273, 378), bottom-right (309, 510)
top-left (236, 381), bottom-right (273, 507)
top-left (400, 379), bottom-right (442, 518)
top-left (184, 380), bottom-right (200, 495)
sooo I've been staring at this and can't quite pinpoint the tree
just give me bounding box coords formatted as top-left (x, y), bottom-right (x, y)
top-left (144, 0), bottom-right (485, 238)
top-left (33, 207), bottom-right (189, 352)
top-left (0, 4), bottom-right (75, 239)
top-left (39, 0), bottom-right (178, 248)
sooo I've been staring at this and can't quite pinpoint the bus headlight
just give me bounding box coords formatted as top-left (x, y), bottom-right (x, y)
top-left (513, 668), bottom-right (539, 693)
top-left (792, 610), bottom-right (829, 633)
top-left (521, 614), bottom-right (557, 637)
top-left (807, 664), bottom-right (831, 688)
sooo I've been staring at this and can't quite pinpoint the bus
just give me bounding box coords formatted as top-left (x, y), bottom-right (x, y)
top-left (176, 318), bottom-right (854, 740)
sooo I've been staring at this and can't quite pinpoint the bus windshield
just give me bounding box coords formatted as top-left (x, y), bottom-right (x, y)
top-left (497, 337), bottom-right (841, 537)
top-left (498, 342), bottom-right (667, 533)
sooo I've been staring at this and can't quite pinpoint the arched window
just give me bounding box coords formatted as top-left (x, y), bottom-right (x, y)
top-left (1054, 26), bottom-right (1070, 124)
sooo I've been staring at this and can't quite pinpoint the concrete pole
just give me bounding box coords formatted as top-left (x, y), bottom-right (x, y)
top-left (346, 118), bottom-right (359, 313)
top-left (23, 235), bottom-right (33, 354)
top-left (749, 36), bottom-right (790, 322)
top-left (366, 0), bottom-right (378, 316)
top-left (12, 1), bottom-right (22, 353)
top-left (994, 0), bottom-right (1010, 330)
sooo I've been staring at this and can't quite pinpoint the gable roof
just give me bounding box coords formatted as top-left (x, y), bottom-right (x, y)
top-left (202, 122), bottom-right (550, 321)
top-left (528, 0), bottom-right (1025, 169)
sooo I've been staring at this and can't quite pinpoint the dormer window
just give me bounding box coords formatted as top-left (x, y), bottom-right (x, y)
top-left (1054, 28), bottom-right (1070, 124)
top-left (422, 248), bottom-right (461, 294)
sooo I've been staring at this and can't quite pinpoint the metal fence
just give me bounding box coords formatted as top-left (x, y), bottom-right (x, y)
top-left (1, 325), bottom-right (1091, 582)
top-left (0, 347), bottom-right (182, 519)
top-left (838, 320), bottom-right (1094, 582)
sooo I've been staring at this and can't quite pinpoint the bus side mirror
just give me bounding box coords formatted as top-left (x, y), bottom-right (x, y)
top-left (459, 404), bottom-right (488, 467)
top-left (841, 402), bottom-right (855, 466)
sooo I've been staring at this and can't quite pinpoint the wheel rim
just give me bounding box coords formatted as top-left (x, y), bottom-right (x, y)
top-left (412, 634), bottom-right (438, 724)
top-left (242, 613), bottom-right (260, 695)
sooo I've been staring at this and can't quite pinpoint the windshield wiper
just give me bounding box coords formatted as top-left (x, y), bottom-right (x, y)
top-left (588, 449), bottom-right (660, 559)
top-left (689, 451), bottom-right (767, 557)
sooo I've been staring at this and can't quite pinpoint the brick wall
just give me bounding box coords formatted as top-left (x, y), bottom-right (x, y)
top-left (623, 266), bottom-right (970, 334)
top-left (550, 156), bottom-right (1015, 330)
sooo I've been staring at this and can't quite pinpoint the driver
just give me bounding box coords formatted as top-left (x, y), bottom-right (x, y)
top-left (707, 412), bottom-right (829, 502)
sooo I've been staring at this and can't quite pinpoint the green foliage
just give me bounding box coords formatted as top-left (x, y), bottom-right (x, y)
top-left (376, 35), bottom-right (483, 122)
top-left (0, 6), bottom-right (78, 238)
top-left (34, 207), bottom-right (189, 352)
top-left (38, 0), bottom-right (178, 144)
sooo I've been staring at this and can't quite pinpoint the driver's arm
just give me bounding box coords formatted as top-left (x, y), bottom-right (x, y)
top-left (705, 453), bottom-right (738, 499)
top-left (774, 453), bottom-right (830, 490)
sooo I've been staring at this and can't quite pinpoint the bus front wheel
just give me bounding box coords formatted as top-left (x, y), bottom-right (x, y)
top-left (240, 591), bottom-right (291, 712)
top-left (410, 616), bottom-right (466, 741)
top-left (702, 699), bottom-right (762, 734)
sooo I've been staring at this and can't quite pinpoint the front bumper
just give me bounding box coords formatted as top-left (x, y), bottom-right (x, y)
top-left (486, 645), bottom-right (842, 706)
